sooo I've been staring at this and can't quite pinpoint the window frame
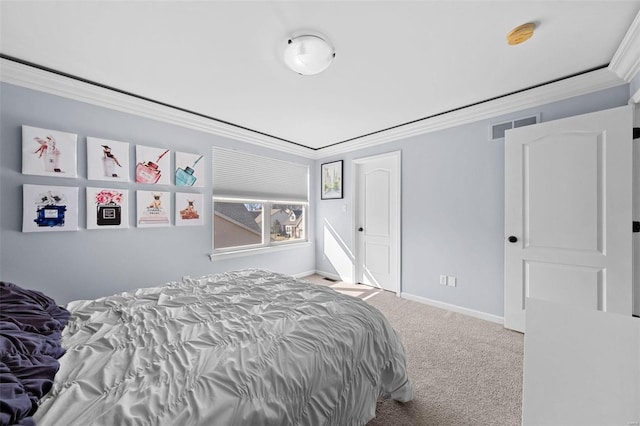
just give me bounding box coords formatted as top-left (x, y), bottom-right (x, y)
top-left (211, 197), bottom-right (309, 259)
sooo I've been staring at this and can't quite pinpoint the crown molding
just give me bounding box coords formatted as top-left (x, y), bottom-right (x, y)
top-left (609, 10), bottom-right (640, 81)
top-left (0, 58), bottom-right (315, 158)
top-left (1, 58), bottom-right (626, 161)
top-left (312, 67), bottom-right (625, 158)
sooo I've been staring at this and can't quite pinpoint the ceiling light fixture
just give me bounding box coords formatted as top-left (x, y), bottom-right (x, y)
top-left (283, 35), bottom-right (335, 75)
top-left (507, 22), bottom-right (536, 45)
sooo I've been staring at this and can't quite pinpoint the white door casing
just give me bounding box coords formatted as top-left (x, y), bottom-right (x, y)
top-left (633, 104), bottom-right (640, 317)
top-left (504, 105), bottom-right (633, 333)
top-left (354, 151), bottom-right (401, 293)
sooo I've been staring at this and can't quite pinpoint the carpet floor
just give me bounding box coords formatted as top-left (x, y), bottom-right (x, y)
top-left (303, 275), bottom-right (524, 426)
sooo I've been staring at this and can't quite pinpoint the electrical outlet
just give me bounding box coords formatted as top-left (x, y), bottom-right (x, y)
top-left (447, 276), bottom-right (457, 287)
top-left (439, 275), bottom-right (448, 285)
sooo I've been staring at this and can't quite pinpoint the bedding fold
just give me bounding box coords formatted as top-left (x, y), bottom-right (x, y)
top-left (0, 282), bottom-right (70, 426)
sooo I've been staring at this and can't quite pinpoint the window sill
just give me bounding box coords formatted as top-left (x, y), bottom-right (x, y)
top-left (209, 241), bottom-right (312, 261)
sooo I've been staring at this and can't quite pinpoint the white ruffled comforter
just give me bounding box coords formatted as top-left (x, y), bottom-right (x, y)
top-left (34, 270), bottom-right (412, 426)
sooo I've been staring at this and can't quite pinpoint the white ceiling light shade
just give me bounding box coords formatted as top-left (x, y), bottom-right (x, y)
top-left (283, 35), bottom-right (335, 75)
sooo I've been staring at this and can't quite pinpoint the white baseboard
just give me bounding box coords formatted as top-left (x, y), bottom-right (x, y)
top-left (292, 270), bottom-right (318, 279)
top-left (400, 292), bottom-right (504, 325)
top-left (313, 270), bottom-right (504, 325)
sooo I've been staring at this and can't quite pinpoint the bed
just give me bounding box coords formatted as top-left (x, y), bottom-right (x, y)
top-left (1, 269), bottom-right (412, 426)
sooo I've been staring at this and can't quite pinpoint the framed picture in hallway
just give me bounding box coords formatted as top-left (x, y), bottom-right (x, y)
top-left (321, 160), bottom-right (343, 200)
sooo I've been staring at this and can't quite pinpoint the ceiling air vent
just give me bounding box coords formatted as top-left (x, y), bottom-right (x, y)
top-left (490, 114), bottom-right (539, 141)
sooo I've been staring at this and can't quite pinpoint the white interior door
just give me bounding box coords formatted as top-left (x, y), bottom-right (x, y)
top-left (354, 151), bottom-right (401, 293)
top-left (504, 105), bottom-right (633, 332)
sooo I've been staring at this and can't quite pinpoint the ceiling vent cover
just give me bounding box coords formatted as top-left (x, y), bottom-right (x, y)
top-left (490, 114), bottom-right (539, 141)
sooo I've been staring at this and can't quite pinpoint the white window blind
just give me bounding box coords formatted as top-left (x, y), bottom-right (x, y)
top-left (212, 147), bottom-right (309, 202)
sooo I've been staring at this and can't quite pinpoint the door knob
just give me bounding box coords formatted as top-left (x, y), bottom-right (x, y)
top-left (508, 236), bottom-right (518, 243)
top-left (358, 227), bottom-right (364, 232)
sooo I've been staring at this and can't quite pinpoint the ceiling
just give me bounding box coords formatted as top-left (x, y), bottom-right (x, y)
top-left (1, 1), bottom-right (639, 155)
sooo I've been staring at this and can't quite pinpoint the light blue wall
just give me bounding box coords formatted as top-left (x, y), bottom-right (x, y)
top-left (1, 81), bottom-right (633, 317)
top-left (0, 83), bottom-right (316, 304)
top-left (315, 85), bottom-right (631, 317)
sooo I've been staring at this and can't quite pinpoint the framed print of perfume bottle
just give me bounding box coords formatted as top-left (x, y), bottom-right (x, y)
top-left (136, 190), bottom-right (170, 227)
top-left (135, 145), bottom-right (170, 185)
top-left (175, 192), bottom-right (204, 226)
top-left (22, 184), bottom-right (79, 232)
top-left (22, 125), bottom-right (78, 178)
top-left (87, 137), bottom-right (130, 182)
top-left (87, 187), bottom-right (129, 230)
top-left (175, 152), bottom-right (204, 187)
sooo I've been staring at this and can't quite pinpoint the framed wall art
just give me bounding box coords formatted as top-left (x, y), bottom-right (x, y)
top-left (135, 145), bottom-right (170, 185)
top-left (321, 160), bottom-right (343, 200)
top-left (136, 190), bottom-right (170, 227)
top-left (22, 125), bottom-right (78, 178)
top-left (87, 137), bottom-right (130, 182)
top-left (175, 192), bottom-right (203, 226)
top-left (175, 152), bottom-right (204, 187)
top-left (86, 187), bottom-right (129, 230)
top-left (22, 184), bottom-right (79, 232)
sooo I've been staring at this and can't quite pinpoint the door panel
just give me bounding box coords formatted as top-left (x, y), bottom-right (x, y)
top-left (365, 243), bottom-right (390, 276)
top-left (504, 105), bottom-right (633, 332)
top-left (364, 169), bottom-right (390, 236)
top-left (355, 152), bottom-right (401, 293)
top-left (525, 133), bottom-right (602, 252)
top-left (525, 261), bottom-right (603, 309)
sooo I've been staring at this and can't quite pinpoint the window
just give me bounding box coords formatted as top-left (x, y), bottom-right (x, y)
top-left (213, 201), bottom-right (306, 253)
top-left (270, 204), bottom-right (305, 243)
top-left (213, 202), bottom-right (263, 250)
top-left (212, 147), bottom-right (309, 255)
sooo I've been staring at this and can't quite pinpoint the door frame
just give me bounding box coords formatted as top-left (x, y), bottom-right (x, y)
top-left (352, 151), bottom-right (402, 295)
top-left (633, 102), bottom-right (640, 317)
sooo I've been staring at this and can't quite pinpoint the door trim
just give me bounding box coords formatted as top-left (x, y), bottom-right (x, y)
top-left (352, 151), bottom-right (402, 295)
top-left (633, 102), bottom-right (639, 317)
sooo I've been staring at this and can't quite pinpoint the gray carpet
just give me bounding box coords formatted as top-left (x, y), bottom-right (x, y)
top-left (304, 275), bottom-right (524, 426)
